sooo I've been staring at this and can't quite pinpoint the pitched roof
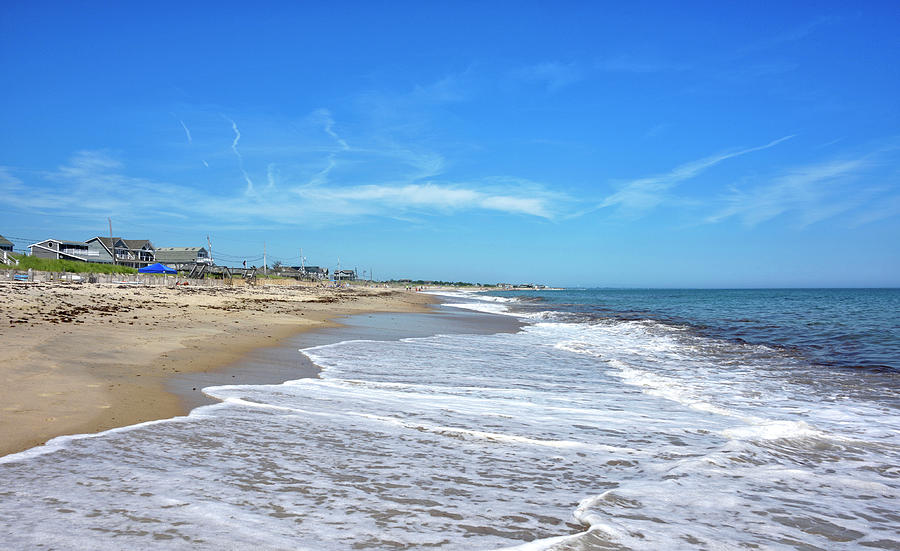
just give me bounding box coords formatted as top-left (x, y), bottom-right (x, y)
top-left (88, 236), bottom-right (152, 250)
top-left (89, 236), bottom-right (123, 249)
top-left (156, 247), bottom-right (205, 252)
top-left (29, 238), bottom-right (88, 248)
top-left (123, 239), bottom-right (153, 250)
top-left (0, 235), bottom-right (13, 247)
top-left (154, 247), bottom-right (208, 264)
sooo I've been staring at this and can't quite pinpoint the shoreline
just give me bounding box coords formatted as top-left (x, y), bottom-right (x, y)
top-left (169, 303), bottom-right (524, 413)
top-left (0, 281), bottom-right (442, 457)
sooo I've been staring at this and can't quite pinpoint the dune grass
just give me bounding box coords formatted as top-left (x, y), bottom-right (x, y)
top-left (8, 254), bottom-right (139, 274)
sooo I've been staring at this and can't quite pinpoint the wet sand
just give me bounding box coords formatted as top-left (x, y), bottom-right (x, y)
top-left (0, 281), bottom-right (440, 456)
top-left (171, 304), bottom-right (524, 412)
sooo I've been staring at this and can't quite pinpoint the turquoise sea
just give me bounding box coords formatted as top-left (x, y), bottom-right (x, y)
top-left (490, 288), bottom-right (900, 370)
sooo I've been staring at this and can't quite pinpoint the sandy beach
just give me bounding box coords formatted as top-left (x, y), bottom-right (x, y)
top-left (0, 280), bottom-right (435, 457)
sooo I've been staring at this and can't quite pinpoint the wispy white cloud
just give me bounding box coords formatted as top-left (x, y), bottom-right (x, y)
top-left (812, 137), bottom-right (844, 150)
top-left (378, 143), bottom-right (445, 181)
top-left (352, 70), bottom-right (477, 143)
top-left (304, 109), bottom-right (353, 186)
top-left (317, 109), bottom-right (349, 151)
top-left (599, 135), bottom-right (794, 214)
top-left (0, 151), bottom-right (201, 219)
top-left (0, 148), bottom-right (561, 229)
top-left (850, 194), bottom-right (900, 227)
top-left (294, 182), bottom-right (555, 218)
top-left (739, 16), bottom-right (839, 55)
top-left (705, 157), bottom-right (878, 227)
top-left (178, 119), bottom-right (192, 144)
top-left (411, 73), bottom-right (471, 103)
top-left (0, 166), bottom-right (24, 190)
top-left (229, 119), bottom-right (241, 150)
top-left (514, 62), bottom-right (582, 91)
top-left (266, 163), bottom-right (278, 190)
top-left (225, 117), bottom-right (254, 194)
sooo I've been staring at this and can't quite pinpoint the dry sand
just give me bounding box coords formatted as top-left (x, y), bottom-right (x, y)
top-left (0, 281), bottom-right (434, 457)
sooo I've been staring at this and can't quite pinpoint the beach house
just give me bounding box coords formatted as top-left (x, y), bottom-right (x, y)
top-left (29, 239), bottom-right (99, 262)
top-left (290, 266), bottom-right (329, 279)
top-left (122, 240), bottom-right (155, 267)
top-left (153, 247), bottom-right (211, 270)
top-left (0, 235), bottom-right (16, 265)
top-left (85, 237), bottom-right (156, 268)
top-left (334, 269), bottom-right (357, 281)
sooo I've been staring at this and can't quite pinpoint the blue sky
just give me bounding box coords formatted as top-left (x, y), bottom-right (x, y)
top-left (1, 1), bottom-right (898, 287)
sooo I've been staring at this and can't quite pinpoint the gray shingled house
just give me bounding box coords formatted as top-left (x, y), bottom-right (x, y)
top-left (29, 239), bottom-right (99, 262)
top-left (154, 247), bottom-right (211, 270)
top-left (85, 237), bottom-right (155, 268)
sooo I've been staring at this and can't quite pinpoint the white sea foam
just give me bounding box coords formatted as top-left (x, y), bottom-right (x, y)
top-left (446, 301), bottom-right (513, 315)
top-left (426, 290), bottom-right (519, 316)
top-left (721, 419), bottom-right (823, 441)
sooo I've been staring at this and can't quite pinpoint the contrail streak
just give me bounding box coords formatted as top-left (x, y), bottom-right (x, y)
top-left (226, 117), bottom-right (254, 194)
top-left (230, 119), bottom-right (241, 154)
top-left (308, 110), bottom-right (350, 186)
top-left (324, 119), bottom-right (350, 151)
top-left (178, 119), bottom-right (193, 144)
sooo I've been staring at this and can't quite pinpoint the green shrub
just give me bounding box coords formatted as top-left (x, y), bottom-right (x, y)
top-left (10, 254), bottom-right (138, 274)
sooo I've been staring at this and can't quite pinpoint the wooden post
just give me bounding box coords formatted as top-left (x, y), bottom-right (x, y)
top-left (108, 218), bottom-right (116, 266)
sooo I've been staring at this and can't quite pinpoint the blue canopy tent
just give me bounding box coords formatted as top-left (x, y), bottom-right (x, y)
top-left (138, 262), bottom-right (177, 274)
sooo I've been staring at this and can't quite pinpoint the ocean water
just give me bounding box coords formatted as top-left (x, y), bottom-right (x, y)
top-left (1, 289), bottom-right (898, 550)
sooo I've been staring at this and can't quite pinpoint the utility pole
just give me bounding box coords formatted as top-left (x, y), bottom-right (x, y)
top-left (263, 242), bottom-right (267, 276)
top-left (207, 235), bottom-right (212, 265)
top-left (300, 248), bottom-right (304, 272)
top-left (108, 217), bottom-right (116, 266)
